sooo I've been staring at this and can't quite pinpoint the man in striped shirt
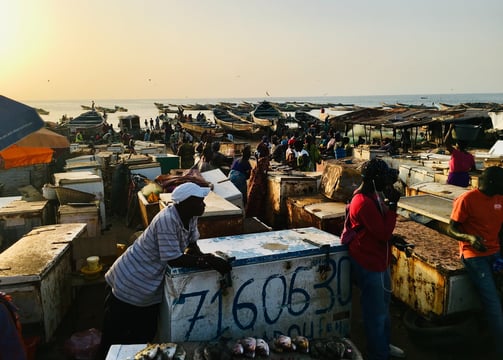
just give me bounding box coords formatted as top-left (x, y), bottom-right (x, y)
top-left (100, 182), bottom-right (232, 356)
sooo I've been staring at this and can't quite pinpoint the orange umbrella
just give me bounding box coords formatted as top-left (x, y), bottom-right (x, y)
top-left (16, 127), bottom-right (70, 149)
top-left (0, 144), bottom-right (54, 169)
top-left (0, 128), bottom-right (69, 169)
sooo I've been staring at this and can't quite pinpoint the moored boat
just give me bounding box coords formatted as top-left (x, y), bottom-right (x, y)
top-left (251, 101), bottom-right (283, 131)
top-left (213, 107), bottom-right (261, 135)
top-left (35, 108), bottom-right (50, 115)
top-left (179, 120), bottom-right (225, 139)
top-left (67, 110), bottom-right (105, 136)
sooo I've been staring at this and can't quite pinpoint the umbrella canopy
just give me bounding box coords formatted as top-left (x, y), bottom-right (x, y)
top-left (16, 127), bottom-right (70, 149)
top-left (0, 145), bottom-right (54, 169)
top-left (0, 95), bottom-right (45, 151)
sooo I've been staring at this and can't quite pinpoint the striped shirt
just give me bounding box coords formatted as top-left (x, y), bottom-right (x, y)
top-left (105, 204), bottom-right (199, 306)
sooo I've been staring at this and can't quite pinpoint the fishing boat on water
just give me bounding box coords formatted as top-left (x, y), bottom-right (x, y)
top-left (251, 101), bottom-right (283, 131)
top-left (213, 107), bottom-right (261, 136)
top-left (35, 108), bottom-right (50, 115)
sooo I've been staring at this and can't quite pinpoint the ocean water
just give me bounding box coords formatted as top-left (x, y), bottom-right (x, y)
top-left (25, 92), bottom-right (503, 131)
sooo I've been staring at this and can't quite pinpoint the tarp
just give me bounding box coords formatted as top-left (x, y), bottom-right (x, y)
top-left (0, 144), bottom-right (54, 169)
top-left (0, 95), bottom-right (45, 151)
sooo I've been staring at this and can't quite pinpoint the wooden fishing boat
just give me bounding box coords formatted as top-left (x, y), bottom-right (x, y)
top-left (95, 106), bottom-right (117, 114)
top-left (34, 108), bottom-right (50, 115)
top-left (67, 110), bottom-right (105, 136)
top-left (114, 105), bottom-right (128, 112)
top-left (179, 120), bottom-right (225, 139)
top-left (213, 107), bottom-right (261, 135)
top-left (251, 101), bottom-right (283, 131)
top-left (294, 110), bottom-right (321, 125)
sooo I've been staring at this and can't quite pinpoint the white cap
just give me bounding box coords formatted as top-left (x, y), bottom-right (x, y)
top-left (171, 182), bottom-right (210, 204)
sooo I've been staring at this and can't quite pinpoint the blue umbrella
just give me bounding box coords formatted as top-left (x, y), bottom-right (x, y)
top-left (0, 95), bottom-right (45, 151)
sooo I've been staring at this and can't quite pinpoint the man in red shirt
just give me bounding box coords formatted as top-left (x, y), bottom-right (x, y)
top-left (447, 166), bottom-right (503, 357)
top-left (346, 159), bottom-right (404, 359)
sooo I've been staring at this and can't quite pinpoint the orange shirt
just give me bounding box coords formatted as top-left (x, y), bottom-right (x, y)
top-left (451, 189), bottom-right (503, 259)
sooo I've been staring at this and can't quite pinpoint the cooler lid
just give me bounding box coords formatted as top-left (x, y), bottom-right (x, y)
top-left (167, 227), bottom-right (343, 275)
top-left (200, 169), bottom-right (242, 199)
top-left (53, 171), bottom-right (102, 185)
top-left (160, 191), bottom-right (242, 217)
top-left (304, 202), bottom-right (346, 220)
top-left (0, 224), bottom-right (86, 285)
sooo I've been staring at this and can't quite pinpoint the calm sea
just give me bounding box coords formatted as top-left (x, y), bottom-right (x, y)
top-left (25, 93), bottom-right (503, 131)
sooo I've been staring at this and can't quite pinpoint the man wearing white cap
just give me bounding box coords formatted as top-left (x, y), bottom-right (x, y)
top-left (101, 182), bottom-right (232, 356)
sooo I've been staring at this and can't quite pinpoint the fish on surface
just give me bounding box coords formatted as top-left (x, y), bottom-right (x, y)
top-left (192, 345), bottom-right (206, 360)
top-left (239, 337), bottom-right (257, 354)
top-left (232, 342), bottom-right (244, 356)
top-left (255, 338), bottom-right (269, 357)
top-left (134, 343), bottom-right (159, 360)
top-left (173, 344), bottom-right (186, 360)
top-left (292, 336), bottom-right (309, 353)
top-left (159, 342), bottom-right (177, 360)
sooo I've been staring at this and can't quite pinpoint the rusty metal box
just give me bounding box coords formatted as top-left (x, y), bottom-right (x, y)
top-left (286, 194), bottom-right (330, 229)
top-left (265, 174), bottom-right (318, 229)
top-left (391, 216), bottom-right (480, 318)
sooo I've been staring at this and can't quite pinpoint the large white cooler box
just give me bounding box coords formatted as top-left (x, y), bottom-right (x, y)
top-left (159, 227), bottom-right (351, 342)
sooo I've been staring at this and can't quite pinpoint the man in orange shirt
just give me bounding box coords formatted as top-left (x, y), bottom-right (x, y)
top-left (447, 166), bottom-right (503, 357)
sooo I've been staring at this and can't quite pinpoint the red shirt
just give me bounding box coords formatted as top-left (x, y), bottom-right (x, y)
top-left (451, 189), bottom-right (503, 259)
top-left (449, 148), bottom-right (475, 173)
top-left (347, 193), bottom-right (397, 272)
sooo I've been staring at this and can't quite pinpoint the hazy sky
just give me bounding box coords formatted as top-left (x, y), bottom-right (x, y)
top-left (1, 0), bottom-right (502, 101)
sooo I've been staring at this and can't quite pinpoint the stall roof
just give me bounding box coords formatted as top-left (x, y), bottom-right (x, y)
top-left (334, 106), bottom-right (491, 129)
top-left (336, 107), bottom-right (440, 129)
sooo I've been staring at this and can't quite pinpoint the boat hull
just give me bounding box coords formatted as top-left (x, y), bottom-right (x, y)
top-left (213, 108), bottom-right (261, 135)
top-left (179, 121), bottom-right (224, 138)
top-left (251, 101), bottom-right (283, 132)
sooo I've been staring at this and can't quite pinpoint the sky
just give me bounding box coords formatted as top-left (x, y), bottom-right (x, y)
top-left (1, 0), bottom-right (503, 101)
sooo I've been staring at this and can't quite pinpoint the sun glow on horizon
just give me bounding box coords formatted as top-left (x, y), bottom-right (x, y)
top-left (1, 0), bottom-right (503, 101)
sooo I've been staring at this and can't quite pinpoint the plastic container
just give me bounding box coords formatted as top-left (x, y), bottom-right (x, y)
top-left (86, 256), bottom-right (100, 271)
top-left (153, 154), bottom-right (180, 174)
top-left (453, 124), bottom-right (481, 142)
top-left (42, 184), bottom-right (57, 200)
top-left (335, 147), bottom-right (346, 159)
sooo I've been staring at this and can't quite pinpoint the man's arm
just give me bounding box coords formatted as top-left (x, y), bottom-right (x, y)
top-left (168, 252), bottom-right (232, 275)
top-left (446, 219), bottom-right (487, 252)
